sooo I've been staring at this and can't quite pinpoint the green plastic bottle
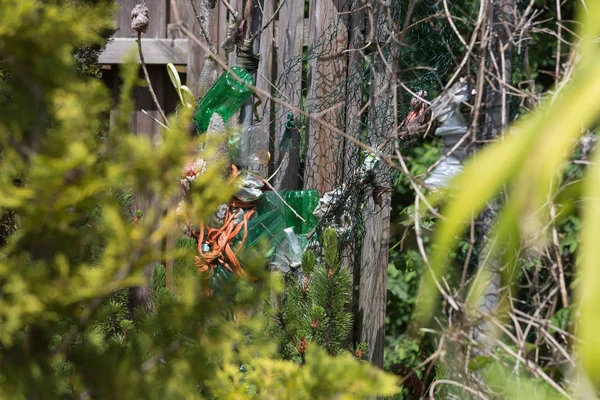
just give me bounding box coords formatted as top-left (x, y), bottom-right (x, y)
top-left (193, 66), bottom-right (254, 133)
top-left (282, 190), bottom-right (319, 234)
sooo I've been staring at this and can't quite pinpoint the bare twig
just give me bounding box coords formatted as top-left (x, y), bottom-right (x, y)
top-left (136, 32), bottom-right (169, 126)
top-left (259, 176), bottom-right (306, 223)
top-left (429, 379), bottom-right (488, 399)
top-left (250, 0), bottom-right (287, 41)
top-left (415, 196), bottom-right (459, 311)
top-left (549, 202), bottom-right (569, 307)
top-left (220, 0), bottom-right (239, 20)
top-left (142, 109), bottom-right (170, 130)
top-left (555, 0), bottom-right (562, 86)
top-left (443, 0), bottom-right (467, 46)
top-left (489, 334), bottom-right (574, 399)
top-left (169, 2), bottom-right (404, 176)
top-left (190, 0), bottom-right (217, 54)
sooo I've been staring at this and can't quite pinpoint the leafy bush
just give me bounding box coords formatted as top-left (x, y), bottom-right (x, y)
top-left (0, 1), bottom-right (398, 398)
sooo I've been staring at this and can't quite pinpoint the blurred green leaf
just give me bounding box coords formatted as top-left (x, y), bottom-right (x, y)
top-left (416, 45), bottom-right (600, 329)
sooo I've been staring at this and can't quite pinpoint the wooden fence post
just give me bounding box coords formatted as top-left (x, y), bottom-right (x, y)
top-left (357, 1), bottom-right (394, 368)
top-left (273, 0), bottom-right (304, 190)
top-left (342, 0), bottom-right (365, 346)
top-left (303, 0), bottom-right (348, 194)
top-left (255, 0), bottom-right (277, 178)
top-left (178, 0), bottom-right (205, 91)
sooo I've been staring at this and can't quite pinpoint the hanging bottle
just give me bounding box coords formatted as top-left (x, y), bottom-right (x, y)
top-left (193, 66), bottom-right (254, 133)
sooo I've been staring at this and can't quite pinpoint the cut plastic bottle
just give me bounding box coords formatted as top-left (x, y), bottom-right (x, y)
top-left (193, 66), bottom-right (254, 133)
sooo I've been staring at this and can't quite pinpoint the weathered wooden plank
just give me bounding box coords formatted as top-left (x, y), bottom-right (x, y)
top-left (357, 2), bottom-right (394, 370)
top-left (100, 19), bottom-right (311, 67)
top-left (303, 0), bottom-right (348, 194)
top-left (358, 198), bottom-right (390, 369)
top-left (255, 0), bottom-right (275, 116)
top-left (171, 0), bottom-right (204, 94)
top-left (210, 1), bottom-right (223, 74)
top-left (115, 0), bottom-right (138, 38)
top-left (254, 0), bottom-right (276, 178)
top-left (340, 0), bottom-right (365, 346)
top-left (274, 20), bottom-right (310, 49)
top-left (114, 0), bottom-right (168, 38)
top-left (226, 0), bottom-right (244, 67)
top-left (342, 9), bottom-right (363, 182)
top-left (150, 0), bottom-right (168, 38)
top-left (273, 0), bottom-right (304, 190)
top-left (99, 38), bottom-right (188, 64)
top-left (218, 0), bottom-right (229, 61)
top-left (128, 0), bottom-right (169, 312)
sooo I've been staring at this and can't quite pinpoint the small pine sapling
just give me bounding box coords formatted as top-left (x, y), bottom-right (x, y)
top-left (269, 228), bottom-right (364, 362)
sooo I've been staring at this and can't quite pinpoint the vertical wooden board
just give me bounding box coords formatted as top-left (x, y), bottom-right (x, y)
top-left (131, 0), bottom-right (168, 310)
top-left (127, 64), bottom-right (167, 312)
top-left (227, 0), bottom-right (244, 67)
top-left (342, 1), bottom-right (363, 181)
top-left (218, 0), bottom-right (229, 61)
top-left (116, 0), bottom-right (138, 38)
top-left (303, 0), bottom-right (348, 194)
top-left (209, 1), bottom-right (223, 74)
top-left (149, 0), bottom-right (168, 38)
top-left (357, 67), bottom-right (392, 371)
top-left (254, 0), bottom-right (276, 178)
top-left (340, 0), bottom-right (365, 342)
top-left (133, 67), bottom-right (165, 145)
top-left (357, 4), bottom-right (393, 369)
top-left (116, 0), bottom-right (168, 38)
top-left (358, 197), bottom-right (390, 368)
top-left (226, 0), bottom-right (237, 67)
top-left (273, 0), bottom-right (304, 190)
top-left (176, 0), bottom-right (207, 93)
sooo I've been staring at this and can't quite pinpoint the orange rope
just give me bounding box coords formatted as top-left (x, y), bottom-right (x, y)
top-left (193, 165), bottom-right (259, 277)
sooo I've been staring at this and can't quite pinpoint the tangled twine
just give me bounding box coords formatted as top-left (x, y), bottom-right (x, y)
top-left (192, 166), bottom-right (259, 277)
top-left (236, 39), bottom-right (260, 72)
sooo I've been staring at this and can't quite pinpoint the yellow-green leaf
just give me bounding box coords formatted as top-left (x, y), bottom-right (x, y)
top-left (179, 85), bottom-right (195, 108)
top-left (167, 62), bottom-right (183, 103)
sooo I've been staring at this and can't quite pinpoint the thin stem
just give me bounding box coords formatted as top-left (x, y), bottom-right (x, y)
top-left (137, 32), bottom-right (169, 126)
top-left (220, 0), bottom-right (239, 21)
top-left (142, 109), bottom-right (170, 130)
top-left (190, 0), bottom-right (217, 54)
top-left (555, 0), bottom-right (562, 86)
top-left (250, 0), bottom-right (287, 41)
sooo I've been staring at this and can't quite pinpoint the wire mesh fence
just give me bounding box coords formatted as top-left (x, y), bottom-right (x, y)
top-left (250, 0), bottom-right (469, 271)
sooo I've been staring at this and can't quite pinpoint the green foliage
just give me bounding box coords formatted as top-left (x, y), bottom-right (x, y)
top-left (385, 250), bottom-right (424, 360)
top-left (0, 1), bottom-right (399, 398)
top-left (483, 360), bottom-right (565, 400)
top-left (207, 345), bottom-right (398, 400)
top-left (268, 229), bottom-right (359, 361)
top-left (393, 141), bottom-right (441, 195)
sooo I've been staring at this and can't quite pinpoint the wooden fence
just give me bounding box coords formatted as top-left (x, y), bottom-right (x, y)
top-left (99, 0), bottom-right (345, 187)
top-left (99, 0), bottom-right (387, 368)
